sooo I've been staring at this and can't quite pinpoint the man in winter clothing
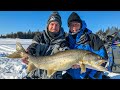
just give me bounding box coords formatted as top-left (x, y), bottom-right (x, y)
top-left (22, 11), bottom-right (69, 79)
top-left (104, 31), bottom-right (120, 73)
top-left (63, 12), bottom-right (108, 79)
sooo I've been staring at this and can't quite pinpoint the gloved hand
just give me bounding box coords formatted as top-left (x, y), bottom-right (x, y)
top-left (60, 41), bottom-right (69, 48)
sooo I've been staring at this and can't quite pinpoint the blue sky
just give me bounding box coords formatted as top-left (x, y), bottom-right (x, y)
top-left (0, 11), bottom-right (120, 35)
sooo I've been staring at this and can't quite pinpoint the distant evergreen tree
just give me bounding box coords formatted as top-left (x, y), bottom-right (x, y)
top-left (16, 32), bottom-right (24, 39)
top-left (27, 29), bottom-right (32, 39)
top-left (0, 34), bottom-right (2, 38)
top-left (23, 32), bottom-right (27, 39)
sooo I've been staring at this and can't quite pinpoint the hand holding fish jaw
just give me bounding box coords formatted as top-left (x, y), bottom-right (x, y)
top-left (21, 55), bottom-right (29, 65)
top-left (20, 49), bottom-right (29, 64)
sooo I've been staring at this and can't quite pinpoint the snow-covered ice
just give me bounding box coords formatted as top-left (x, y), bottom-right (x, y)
top-left (0, 38), bottom-right (32, 79)
top-left (0, 57), bottom-right (27, 79)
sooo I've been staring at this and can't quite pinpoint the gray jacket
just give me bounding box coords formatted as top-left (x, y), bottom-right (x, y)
top-left (25, 28), bottom-right (69, 79)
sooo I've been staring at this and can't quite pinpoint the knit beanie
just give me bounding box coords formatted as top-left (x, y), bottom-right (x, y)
top-left (68, 12), bottom-right (82, 27)
top-left (47, 11), bottom-right (62, 27)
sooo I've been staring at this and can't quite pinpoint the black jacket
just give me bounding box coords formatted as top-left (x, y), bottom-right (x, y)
top-left (26, 28), bottom-right (69, 79)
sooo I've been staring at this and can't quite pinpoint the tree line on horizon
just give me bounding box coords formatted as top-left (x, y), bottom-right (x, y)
top-left (0, 26), bottom-right (120, 39)
top-left (96, 26), bottom-right (120, 35)
top-left (96, 26), bottom-right (120, 42)
top-left (0, 29), bottom-right (41, 39)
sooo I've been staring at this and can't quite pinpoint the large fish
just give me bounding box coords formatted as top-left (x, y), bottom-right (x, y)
top-left (8, 42), bottom-right (109, 78)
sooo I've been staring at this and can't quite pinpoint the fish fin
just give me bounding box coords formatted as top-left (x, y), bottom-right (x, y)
top-left (96, 60), bottom-right (107, 65)
top-left (47, 69), bottom-right (56, 78)
top-left (7, 51), bottom-right (22, 58)
top-left (27, 62), bottom-right (36, 73)
top-left (16, 42), bottom-right (26, 53)
top-left (80, 64), bottom-right (86, 74)
top-left (79, 61), bottom-right (86, 74)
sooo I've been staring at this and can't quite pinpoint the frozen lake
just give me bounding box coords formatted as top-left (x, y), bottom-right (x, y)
top-left (0, 38), bottom-right (120, 79)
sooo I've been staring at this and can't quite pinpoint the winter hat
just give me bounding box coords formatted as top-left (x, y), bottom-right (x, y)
top-left (47, 11), bottom-right (62, 27)
top-left (68, 12), bottom-right (82, 27)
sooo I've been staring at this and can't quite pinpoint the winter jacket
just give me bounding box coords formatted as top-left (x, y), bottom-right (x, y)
top-left (105, 41), bottom-right (120, 73)
top-left (66, 21), bottom-right (108, 79)
top-left (25, 27), bottom-right (69, 79)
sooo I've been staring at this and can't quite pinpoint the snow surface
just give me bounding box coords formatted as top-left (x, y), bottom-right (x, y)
top-left (0, 38), bottom-right (32, 79)
top-left (0, 38), bottom-right (120, 79)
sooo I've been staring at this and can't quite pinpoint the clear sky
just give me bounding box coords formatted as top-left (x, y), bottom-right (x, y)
top-left (0, 11), bottom-right (120, 35)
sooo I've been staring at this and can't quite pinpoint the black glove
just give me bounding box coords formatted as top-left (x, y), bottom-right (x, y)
top-left (60, 41), bottom-right (69, 48)
top-left (76, 33), bottom-right (89, 44)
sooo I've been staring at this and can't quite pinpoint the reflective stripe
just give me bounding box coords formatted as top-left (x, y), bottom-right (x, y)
top-left (32, 40), bottom-right (39, 44)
